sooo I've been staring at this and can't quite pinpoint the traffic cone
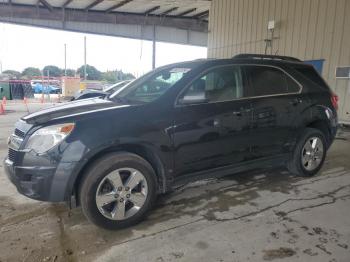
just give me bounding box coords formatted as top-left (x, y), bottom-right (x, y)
top-left (23, 97), bottom-right (29, 113)
top-left (2, 96), bottom-right (6, 105)
top-left (0, 103), bottom-right (5, 115)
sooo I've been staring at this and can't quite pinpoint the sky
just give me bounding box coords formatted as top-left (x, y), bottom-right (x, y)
top-left (0, 22), bottom-right (207, 77)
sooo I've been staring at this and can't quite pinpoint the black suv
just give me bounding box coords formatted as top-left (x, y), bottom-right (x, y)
top-left (5, 54), bottom-right (338, 229)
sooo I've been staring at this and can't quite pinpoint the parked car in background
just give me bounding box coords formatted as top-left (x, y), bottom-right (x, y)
top-left (31, 79), bottom-right (62, 94)
top-left (71, 80), bottom-right (131, 101)
top-left (32, 83), bottom-right (61, 94)
top-left (5, 54), bottom-right (338, 230)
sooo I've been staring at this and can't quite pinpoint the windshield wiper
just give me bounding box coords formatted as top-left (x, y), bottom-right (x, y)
top-left (113, 96), bottom-right (144, 104)
top-left (111, 96), bottom-right (127, 103)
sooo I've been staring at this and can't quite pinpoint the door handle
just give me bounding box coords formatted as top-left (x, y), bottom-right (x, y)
top-left (232, 111), bottom-right (242, 116)
top-left (290, 98), bottom-right (302, 106)
top-left (232, 108), bottom-right (251, 116)
top-left (213, 119), bottom-right (220, 127)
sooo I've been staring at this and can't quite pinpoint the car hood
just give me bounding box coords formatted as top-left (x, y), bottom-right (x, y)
top-left (22, 98), bottom-right (130, 125)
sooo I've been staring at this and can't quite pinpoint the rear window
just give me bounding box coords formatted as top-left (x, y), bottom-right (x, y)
top-left (294, 66), bottom-right (328, 88)
top-left (244, 66), bottom-right (300, 96)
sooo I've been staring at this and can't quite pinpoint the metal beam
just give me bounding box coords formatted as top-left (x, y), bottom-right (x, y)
top-left (105, 0), bottom-right (133, 13)
top-left (160, 7), bottom-right (178, 16)
top-left (144, 6), bottom-right (160, 15)
top-left (62, 0), bottom-right (73, 8)
top-left (84, 0), bottom-right (104, 11)
top-left (177, 8), bottom-right (197, 17)
top-left (0, 3), bottom-right (208, 33)
top-left (39, 0), bottom-right (53, 12)
top-left (193, 10), bottom-right (209, 19)
top-left (0, 17), bottom-right (208, 46)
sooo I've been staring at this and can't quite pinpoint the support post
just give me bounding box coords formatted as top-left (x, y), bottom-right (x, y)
top-left (64, 43), bottom-right (67, 76)
top-left (84, 36), bottom-right (87, 80)
top-left (152, 25), bottom-right (156, 69)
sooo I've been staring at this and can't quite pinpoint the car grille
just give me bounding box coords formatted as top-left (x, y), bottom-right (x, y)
top-left (8, 148), bottom-right (17, 162)
top-left (14, 128), bottom-right (25, 138)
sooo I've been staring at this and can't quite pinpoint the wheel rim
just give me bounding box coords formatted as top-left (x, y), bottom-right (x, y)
top-left (301, 136), bottom-right (324, 171)
top-left (95, 168), bottom-right (148, 221)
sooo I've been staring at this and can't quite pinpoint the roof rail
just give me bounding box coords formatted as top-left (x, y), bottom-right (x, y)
top-left (232, 53), bottom-right (301, 62)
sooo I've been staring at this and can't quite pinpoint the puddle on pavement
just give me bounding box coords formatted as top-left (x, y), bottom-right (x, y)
top-left (263, 247), bottom-right (296, 260)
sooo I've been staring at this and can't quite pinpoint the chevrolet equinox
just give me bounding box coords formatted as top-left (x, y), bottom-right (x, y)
top-left (5, 54), bottom-right (338, 229)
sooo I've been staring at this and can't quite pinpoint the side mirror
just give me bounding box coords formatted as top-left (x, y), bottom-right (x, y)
top-left (179, 91), bottom-right (208, 104)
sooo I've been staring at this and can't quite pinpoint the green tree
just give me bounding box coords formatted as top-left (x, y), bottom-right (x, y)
top-left (22, 67), bottom-right (41, 78)
top-left (124, 72), bottom-right (135, 80)
top-left (101, 71), bottom-right (117, 83)
top-left (65, 69), bottom-right (76, 77)
top-left (43, 65), bottom-right (62, 77)
top-left (101, 70), bottom-right (135, 83)
top-left (77, 65), bottom-right (102, 80)
top-left (3, 70), bottom-right (21, 79)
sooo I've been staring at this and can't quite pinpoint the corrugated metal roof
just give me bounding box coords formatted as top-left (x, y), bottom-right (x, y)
top-left (8, 0), bottom-right (210, 19)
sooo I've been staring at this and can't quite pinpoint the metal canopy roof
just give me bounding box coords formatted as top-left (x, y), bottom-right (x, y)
top-left (1, 0), bottom-right (210, 23)
top-left (0, 0), bottom-right (210, 46)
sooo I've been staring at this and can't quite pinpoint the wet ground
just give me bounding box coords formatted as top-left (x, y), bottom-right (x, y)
top-left (0, 102), bottom-right (349, 262)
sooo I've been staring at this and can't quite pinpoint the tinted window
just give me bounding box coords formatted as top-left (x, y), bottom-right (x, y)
top-left (286, 76), bottom-right (301, 93)
top-left (245, 66), bottom-right (290, 96)
top-left (294, 66), bottom-right (328, 88)
top-left (180, 65), bottom-right (246, 103)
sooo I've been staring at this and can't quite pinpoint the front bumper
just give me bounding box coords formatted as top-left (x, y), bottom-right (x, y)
top-left (4, 158), bottom-right (57, 201)
top-left (4, 119), bottom-right (87, 204)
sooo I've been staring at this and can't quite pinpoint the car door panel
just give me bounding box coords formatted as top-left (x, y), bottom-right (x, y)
top-left (172, 100), bottom-right (252, 176)
top-left (250, 96), bottom-right (297, 158)
top-left (172, 65), bottom-right (253, 177)
top-left (244, 65), bottom-right (305, 158)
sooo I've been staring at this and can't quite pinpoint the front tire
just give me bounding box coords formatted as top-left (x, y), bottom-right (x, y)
top-left (79, 152), bottom-right (157, 230)
top-left (287, 128), bottom-right (327, 177)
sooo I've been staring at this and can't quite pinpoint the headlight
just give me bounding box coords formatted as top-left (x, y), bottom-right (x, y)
top-left (25, 123), bottom-right (75, 154)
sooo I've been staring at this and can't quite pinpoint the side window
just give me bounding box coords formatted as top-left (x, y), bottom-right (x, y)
top-left (179, 65), bottom-right (245, 103)
top-left (286, 76), bottom-right (301, 92)
top-left (245, 66), bottom-right (295, 96)
top-left (294, 66), bottom-right (328, 89)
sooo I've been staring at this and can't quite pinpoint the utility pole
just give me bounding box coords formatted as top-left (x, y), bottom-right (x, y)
top-left (64, 43), bottom-right (67, 76)
top-left (46, 69), bottom-right (50, 100)
top-left (84, 36), bottom-right (87, 80)
top-left (152, 25), bottom-right (156, 70)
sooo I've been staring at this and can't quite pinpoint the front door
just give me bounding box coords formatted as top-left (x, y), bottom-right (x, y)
top-left (172, 65), bottom-right (253, 176)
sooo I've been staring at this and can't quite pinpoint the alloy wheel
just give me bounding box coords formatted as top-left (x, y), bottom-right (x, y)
top-left (301, 136), bottom-right (324, 171)
top-left (95, 168), bottom-right (148, 220)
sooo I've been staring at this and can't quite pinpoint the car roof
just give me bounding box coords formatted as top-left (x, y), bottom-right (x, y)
top-left (161, 54), bottom-right (307, 72)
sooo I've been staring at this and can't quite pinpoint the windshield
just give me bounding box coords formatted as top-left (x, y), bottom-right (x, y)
top-left (109, 65), bottom-right (193, 103)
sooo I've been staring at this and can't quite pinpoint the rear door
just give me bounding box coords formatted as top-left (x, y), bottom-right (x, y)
top-left (173, 65), bottom-right (253, 176)
top-left (244, 65), bottom-right (303, 159)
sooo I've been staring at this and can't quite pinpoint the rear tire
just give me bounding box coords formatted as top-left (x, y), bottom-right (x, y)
top-left (287, 128), bottom-right (327, 177)
top-left (79, 152), bottom-right (157, 230)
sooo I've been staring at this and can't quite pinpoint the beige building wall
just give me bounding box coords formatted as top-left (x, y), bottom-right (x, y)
top-left (207, 0), bottom-right (350, 123)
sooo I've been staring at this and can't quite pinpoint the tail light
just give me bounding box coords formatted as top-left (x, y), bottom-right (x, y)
top-left (331, 92), bottom-right (339, 110)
